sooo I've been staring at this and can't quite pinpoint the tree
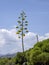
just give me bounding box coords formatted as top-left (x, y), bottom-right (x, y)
top-left (14, 52), bottom-right (27, 65)
top-left (16, 11), bottom-right (28, 53)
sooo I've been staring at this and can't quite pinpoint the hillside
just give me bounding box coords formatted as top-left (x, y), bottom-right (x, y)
top-left (0, 39), bottom-right (49, 65)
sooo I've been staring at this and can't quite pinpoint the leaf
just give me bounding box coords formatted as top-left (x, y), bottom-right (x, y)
top-left (22, 18), bottom-right (25, 20)
top-left (25, 21), bottom-right (28, 23)
top-left (25, 16), bottom-right (27, 17)
top-left (26, 30), bottom-right (28, 32)
top-left (25, 24), bottom-right (28, 26)
top-left (24, 28), bottom-right (27, 30)
top-left (16, 32), bottom-right (20, 34)
top-left (18, 30), bottom-right (22, 32)
top-left (20, 24), bottom-right (22, 26)
top-left (18, 36), bottom-right (21, 38)
top-left (23, 34), bottom-right (25, 36)
top-left (17, 21), bottom-right (21, 23)
top-left (18, 17), bottom-right (21, 19)
top-left (16, 26), bottom-right (19, 28)
top-left (20, 28), bottom-right (24, 30)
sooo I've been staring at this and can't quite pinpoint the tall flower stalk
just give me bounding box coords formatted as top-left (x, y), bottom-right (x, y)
top-left (16, 11), bottom-right (28, 52)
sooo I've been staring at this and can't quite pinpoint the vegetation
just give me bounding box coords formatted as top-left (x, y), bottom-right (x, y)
top-left (16, 11), bottom-right (28, 53)
top-left (0, 39), bottom-right (49, 65)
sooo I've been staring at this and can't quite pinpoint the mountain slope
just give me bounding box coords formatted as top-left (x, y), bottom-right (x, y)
top-left (0, 39), bottom-right (49, 65)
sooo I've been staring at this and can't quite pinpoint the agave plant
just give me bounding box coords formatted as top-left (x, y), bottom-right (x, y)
top-left (16, 11), bottom-right (28, 52)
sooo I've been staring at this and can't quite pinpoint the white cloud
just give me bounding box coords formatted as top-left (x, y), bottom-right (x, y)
top-left (45, 33), bottom-right (49, 37)
top-left (39, 33), bottom-right (49, 41)
top-left (0, 29), bottom-right (20, 54)
top-left (0, 28), bottom-right (49, 54)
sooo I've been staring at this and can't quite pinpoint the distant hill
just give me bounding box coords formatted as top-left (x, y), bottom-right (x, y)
top-left (0, 53), bottom-right (16, 58)
top-left (0, 54), bottom-right (3, 57)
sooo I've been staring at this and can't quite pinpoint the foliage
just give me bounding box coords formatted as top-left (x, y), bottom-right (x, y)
top-left (0, 39), bottom-right (49, 65)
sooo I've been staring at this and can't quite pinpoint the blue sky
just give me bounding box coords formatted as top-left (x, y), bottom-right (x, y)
top-left (0, 0), bottom-right (49, 35)
top-left (0, 0), bottom-right (49, 54)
